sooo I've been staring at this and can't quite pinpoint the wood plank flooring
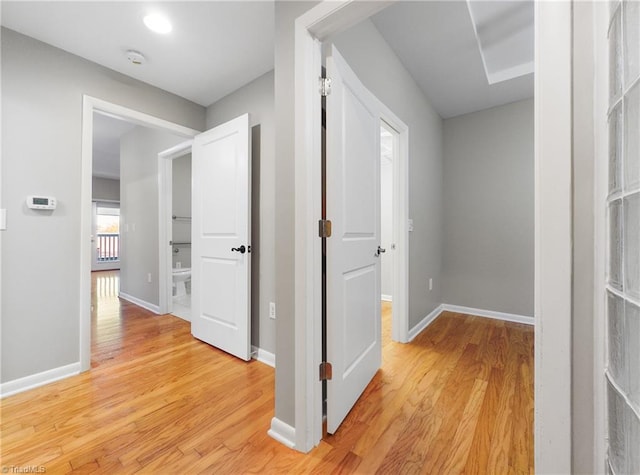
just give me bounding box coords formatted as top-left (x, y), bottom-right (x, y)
top-left (0, 271), bottom-right (533, 473)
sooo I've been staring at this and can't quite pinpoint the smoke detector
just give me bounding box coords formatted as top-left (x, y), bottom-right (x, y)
top-left (126, 50), bottom-right (146, 65)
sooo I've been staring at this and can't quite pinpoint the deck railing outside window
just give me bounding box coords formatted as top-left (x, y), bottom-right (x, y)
top-left (97, 233), bottom-right (120, 262)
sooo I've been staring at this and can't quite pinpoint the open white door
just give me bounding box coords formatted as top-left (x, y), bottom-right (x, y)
top-left (191, 114), bottom-right (251, 361)
top-left (326, 46), bottom-right (382, 433)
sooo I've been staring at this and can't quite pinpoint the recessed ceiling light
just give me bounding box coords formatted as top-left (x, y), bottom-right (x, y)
top-left (143, 13), bottom-right (172, 34)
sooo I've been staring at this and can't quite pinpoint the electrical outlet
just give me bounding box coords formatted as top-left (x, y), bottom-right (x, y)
top-left (147, 273), bottom-right (152, 283)
top-left (408, 219), bottom-right (414, 232)
top-left (269, 302), bottom-right (276, 320)
top-left (429, 278), bottom-right (433, 291)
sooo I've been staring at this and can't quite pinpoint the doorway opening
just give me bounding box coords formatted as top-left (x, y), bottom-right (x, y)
top-left (380, 120), bottom-right (397, 339)
top-left (292, 3), bottom-right (566, 462)
top-left (158, 141), bottom-right (194, 321)
top-left (80, 96), bottom-right (199, 371)
top-left (169, 153), bottom-right (192, 321)
top-left (319, 44), bottom-right (409, 435)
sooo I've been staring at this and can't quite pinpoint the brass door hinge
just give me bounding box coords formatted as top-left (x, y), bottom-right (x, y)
top-left (319, 361), bottom-right (333, 381)
top-left (319, 219), bottom-right (332, 238)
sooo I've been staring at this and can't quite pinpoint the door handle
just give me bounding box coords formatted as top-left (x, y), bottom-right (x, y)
top-left (231, 245), bottom-right (246, 254)
top-left (374, 246), bottom-right (386, 257)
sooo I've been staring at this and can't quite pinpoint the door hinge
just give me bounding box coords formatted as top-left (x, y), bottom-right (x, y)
top-left (318, 219), bottom-right (332, 238)
top-left (319, 361), bottom-right (333, 381)
top-left (319, 77), bottom-right (332, 97)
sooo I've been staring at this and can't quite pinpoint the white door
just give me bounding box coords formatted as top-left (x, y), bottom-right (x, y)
top-left (326, 46), bottom-right (382, 433)
top-left (191, 114), bottom-right (251, 361)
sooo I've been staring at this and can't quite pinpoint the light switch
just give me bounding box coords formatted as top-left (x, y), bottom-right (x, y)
top-left (408, 219), bottom-right (414, 232)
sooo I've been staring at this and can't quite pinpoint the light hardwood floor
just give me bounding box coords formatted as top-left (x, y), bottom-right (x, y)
top-left (0, 271), bottom-right (533, 473)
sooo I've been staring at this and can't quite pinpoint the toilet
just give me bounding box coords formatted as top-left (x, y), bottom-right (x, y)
top-left (172, 268), bottom-right (191, 297)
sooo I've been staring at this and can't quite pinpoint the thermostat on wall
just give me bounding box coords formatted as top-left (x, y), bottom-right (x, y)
top-left (27, 195), bottom-right (57, 210)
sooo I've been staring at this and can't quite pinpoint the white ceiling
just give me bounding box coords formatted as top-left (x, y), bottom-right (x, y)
top-left (371, 1), bottom-right (534, 119)
top-left (1, 1), bottom-right (533, 119)
top-left (2, 1), bottom-right (533, 176)
top-left (1, 1), bottom-right (274, 107)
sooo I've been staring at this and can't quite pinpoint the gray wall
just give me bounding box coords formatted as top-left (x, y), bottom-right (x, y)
top-left (1, 28), bottom-right (205, 383)
top-left (332, 19), bottom-right (444, 328)
top-left (92, 177), bottom-right (120, 202)
top-left (172, 154), bottom-right (192, 269)
top-left (274, 0), bottom-right (320, 427)
top-left (119, 126), bottom-right (184, 306)
top-left (206, 70), bottom-right (276, 354)
top-left (442, 99), bottom-right (534, 316)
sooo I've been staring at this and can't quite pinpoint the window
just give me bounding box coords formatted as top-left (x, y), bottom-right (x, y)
top-left (96, 205), bottom-right (120, 262)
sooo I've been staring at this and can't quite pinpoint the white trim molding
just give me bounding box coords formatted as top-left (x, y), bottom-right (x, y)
top-left (442, 304), bottom-right (534, 326)
top-left (118, 292), bottom-right (160, 314)
top-left (0, 362), bottom-right (81, 398)
top-left (251, 346), bottom-right (276, 368)
top-left (408, 304), bottom-right (444, 342)
top-left (534, 2), bottom-right (573, 472)
top-left (268, 417), bottom-right (296, 450)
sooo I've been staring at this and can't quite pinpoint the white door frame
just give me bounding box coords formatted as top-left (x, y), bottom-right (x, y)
top-left (157, 140), bottom-right (194, 316)
top-left (292, 2), bottom-right (573, 470)
top-left (533, 2), bottom-right (572, 472)
top-left (80, 95), bottom-right (200, 371)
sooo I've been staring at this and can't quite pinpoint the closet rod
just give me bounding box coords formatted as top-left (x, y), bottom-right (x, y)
top-left (172, 215), bottom-right (191, 221)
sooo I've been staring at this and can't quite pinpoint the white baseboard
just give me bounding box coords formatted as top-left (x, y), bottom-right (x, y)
top-left (408, 304), bottom-right (444, 342)
top-left (407, 302), bottom-right (534, 342)
top-left (381, 294), bottom-right (393, 302)
top-left (119, 292), bottom-right (160, 314)
top-left (252, 346), bottom-right (275, 368)
top-left (268, 417), bottom-right (296, 449)
top-left (442, 304), bottom-right (534, 326)
top-left (0, 362), bottom-right (81, 398)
